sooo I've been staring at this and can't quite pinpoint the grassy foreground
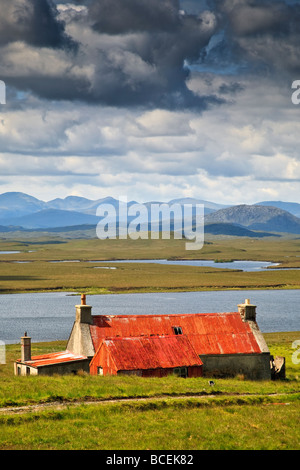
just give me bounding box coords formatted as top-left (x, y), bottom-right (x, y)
top-left (1, 399), bottom-right (299, 450)
top-left (0, 332), bottom-right (299, 450)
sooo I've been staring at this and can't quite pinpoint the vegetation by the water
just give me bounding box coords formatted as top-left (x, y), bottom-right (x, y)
top-left (0, 236), bottom-right (300, 294)
top-left (2, 234), bottom-right (300, 264)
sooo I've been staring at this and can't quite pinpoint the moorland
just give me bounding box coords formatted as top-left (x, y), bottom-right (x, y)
top-left (0, 234), bottom-right (300, 294)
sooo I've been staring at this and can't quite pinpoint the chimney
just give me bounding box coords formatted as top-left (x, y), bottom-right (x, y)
top-left (238, 299), bottom-right (256, 322)
top-left (21, 332), bottom-right (31, 362)
top-left (75, 294), bottom-right (92, 324)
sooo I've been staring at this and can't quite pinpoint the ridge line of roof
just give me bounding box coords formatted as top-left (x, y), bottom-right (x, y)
top-left (92, 312), bottom-right (239, 319)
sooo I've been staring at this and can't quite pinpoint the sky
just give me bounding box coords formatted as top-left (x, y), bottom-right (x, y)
top-left (0, 0), bottom-right (300, 204)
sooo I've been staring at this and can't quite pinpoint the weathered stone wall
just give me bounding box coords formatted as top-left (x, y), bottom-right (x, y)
top-left (67, 302), bottom-right (95, 358)
top-left (67, 321), bottom-right (95, 358)
top-left (14, 363), bottom-right (38, 376)
top-left (200, 352), bottom-right (271, 380)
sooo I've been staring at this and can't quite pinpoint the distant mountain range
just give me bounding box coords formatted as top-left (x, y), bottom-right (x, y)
top-left (0, 191), bottom-right (300, 236)
top-left (0, 208), bottom-right (100, 229)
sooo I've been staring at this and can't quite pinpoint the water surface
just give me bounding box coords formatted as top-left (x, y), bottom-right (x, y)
top-left (0, 289), bottom-right (299, 343)
top-left (89, 259), bottom-right (279, 272)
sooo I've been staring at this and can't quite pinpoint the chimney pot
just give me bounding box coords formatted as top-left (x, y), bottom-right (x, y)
top-left (76, 297), bottom-right (92, 324)
top-left (238, 299), bottom-right (256, 322)
top-left (21, 332), bottom-right (31, 362)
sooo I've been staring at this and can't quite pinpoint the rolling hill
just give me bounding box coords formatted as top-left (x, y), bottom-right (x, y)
top-left (205, 204), bottom-right (300, 234)
top-left (0, 192), bottom-right (47, 219)
top-left (0, 209), bottom-right (100, 229)
top-left (204, 223), bottom-right (279, 238)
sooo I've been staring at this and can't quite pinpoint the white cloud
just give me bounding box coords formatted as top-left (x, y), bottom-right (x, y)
top-left (1, 71), bottom-right (300, 204)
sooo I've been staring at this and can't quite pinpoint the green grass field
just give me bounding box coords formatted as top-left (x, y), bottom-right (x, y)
top-left (1, 236), bottom-right (300, 294)
top-left (1, 399), bottom-right (299, 450)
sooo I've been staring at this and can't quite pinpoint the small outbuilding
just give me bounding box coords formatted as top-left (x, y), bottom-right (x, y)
top-left (14, 332), bottom-right (90, 376)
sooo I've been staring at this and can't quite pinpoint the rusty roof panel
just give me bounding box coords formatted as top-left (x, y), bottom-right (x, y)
top-left (99, 335), bottom-right (203, 371)
top-left (18, 351), bottom-right (87, 368)
top-left (90, 312), bottom-right (262, 356)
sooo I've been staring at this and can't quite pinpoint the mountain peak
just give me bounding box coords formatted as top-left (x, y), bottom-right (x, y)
top-left (205, 204), bottom-right (300, 234)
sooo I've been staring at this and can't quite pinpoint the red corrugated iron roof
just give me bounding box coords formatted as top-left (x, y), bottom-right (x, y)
top-left (17, 351), bottom-right (87, 368)
top-left (89, 312), bottom-right (262, 356)
top-left (93, 335), bottom-right (203, 371)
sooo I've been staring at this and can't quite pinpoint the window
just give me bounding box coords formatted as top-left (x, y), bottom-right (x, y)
top-left (173, 367), bottom-right (187, 378)
top-left (118, 370), bottom-right (142, 376)
top-left (173, 326), bottom-right (183, 335)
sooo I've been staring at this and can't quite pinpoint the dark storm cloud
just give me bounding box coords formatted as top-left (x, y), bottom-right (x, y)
top-left (204, 0), bottom-right (300, 75)
top-left (228, 3), bottom-right (290, 37)
top-left (88, 0), bottom-right (180, 34)
top-left (1, 0), bottom-right (221, 109)
top-left (3, 0), bottom-right (299, 108)
top-left (0, 0), bottom-right (75, 48)
top-left (211, 0), bottom-right (291, 37)
top-left (84, 1), bottom-right (220, 108)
